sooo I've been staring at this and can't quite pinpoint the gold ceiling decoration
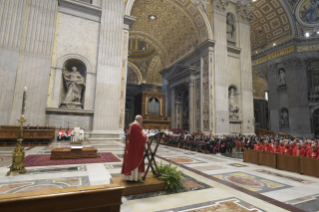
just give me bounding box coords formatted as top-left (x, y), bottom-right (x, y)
top-left (130, 0), bottom-right (210, 67)
top-left (250, 0), bottom-right (292, 52)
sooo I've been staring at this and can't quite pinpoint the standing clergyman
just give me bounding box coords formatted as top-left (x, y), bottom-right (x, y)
top-left (121, 115), bottom-right (148, 181)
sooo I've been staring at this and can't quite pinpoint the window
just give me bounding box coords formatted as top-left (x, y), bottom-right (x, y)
top-left (265, 91), bottom-right (268, 101)
top-left (140, 41), bottom-right (145, 50)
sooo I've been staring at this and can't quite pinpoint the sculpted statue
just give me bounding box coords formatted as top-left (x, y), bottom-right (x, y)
top-left (62, 66), bottom-right (86, 109)
top-left (280, 109), bottom-right (289, 125)
top-left (227, 13), bottom-right (236, 44)
top-left (229, 87), bottom-right (239, 119)
top-left (277, 69), bottom-right (286, 87)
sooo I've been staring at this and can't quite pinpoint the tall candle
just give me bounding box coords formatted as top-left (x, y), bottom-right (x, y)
top-left (21, 86), bottom-right (27, 116)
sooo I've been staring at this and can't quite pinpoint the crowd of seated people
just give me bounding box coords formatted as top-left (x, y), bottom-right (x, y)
top-left (125, 127), bottom-right (319, 159)
top-left (253, 137), bottom-right (319, 159)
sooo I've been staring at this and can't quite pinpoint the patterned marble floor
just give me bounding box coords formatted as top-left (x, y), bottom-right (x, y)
top-left (0, 140), bottom-right (318, 211)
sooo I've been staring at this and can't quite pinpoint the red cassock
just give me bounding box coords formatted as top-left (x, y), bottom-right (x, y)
top-left (264, 144), bottom-right (272, 152)
top-left (306, 149), bottom-right (318, 159)
top-left (292, 148), bottom-right (306, 157)
top-left (121, 123), bottom-right (147, 176)
top-left (283, 146), bottom-right (292, 155)
top-left (254, 144), bottom-right (263, 151)
top-left (66, 130), bottom-right (72, 136)
top-left (272, 146), bottom-right (282, 154)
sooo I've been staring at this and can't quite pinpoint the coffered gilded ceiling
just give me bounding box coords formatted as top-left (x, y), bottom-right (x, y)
top-left (130, 0), bottom-right (210, 67)
top-left (250, 0), bottom-right (293, 52)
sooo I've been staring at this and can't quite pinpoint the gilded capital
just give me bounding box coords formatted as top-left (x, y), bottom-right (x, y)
top-left (237, 2), bottom-right (254, 22)
top-left (211, 0), bottom-right (229, 13)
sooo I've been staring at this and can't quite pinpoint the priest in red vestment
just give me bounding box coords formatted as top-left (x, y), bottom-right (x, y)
top-left (121, 115), bottom-right (147, 181)
top-left (306, 144), bottom-right (318, 159)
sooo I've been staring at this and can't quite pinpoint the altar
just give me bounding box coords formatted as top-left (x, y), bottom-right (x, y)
top-left (50, 147), bottom-right (98, 160)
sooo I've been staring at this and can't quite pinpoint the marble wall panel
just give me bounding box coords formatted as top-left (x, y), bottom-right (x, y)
top-left (47, 114), bottom-right (92, 130)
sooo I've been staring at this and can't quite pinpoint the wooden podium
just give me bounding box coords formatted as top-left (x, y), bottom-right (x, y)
top-left (135, 90), bottom-right (170, 129)
top-left (50, 147), bottom-right (98, 160)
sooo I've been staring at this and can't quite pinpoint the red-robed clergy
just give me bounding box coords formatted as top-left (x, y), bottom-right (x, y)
top-left (121, 115), bottom-right (147, 181)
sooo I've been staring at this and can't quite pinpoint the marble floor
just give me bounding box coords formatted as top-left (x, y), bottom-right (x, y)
top-left (0, 141), bottom-right (318, 212)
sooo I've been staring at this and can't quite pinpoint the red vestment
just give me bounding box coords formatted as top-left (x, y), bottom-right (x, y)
top-left (272, 146), bottom-right (282, 154)
top-left (264, 144), bottom-right (272, 152)
top-left (254, 144), bottom-right (263, 151)
top-left (121, 123), bottom-right (147, 176)
top-left (306, 149), bottom-right (318, 159)
top-left (66, 130), bottom-right (72, 136)
top-left (283, 146), bottom-right (292, 155)
top-left (292, 148), bottom-right (304, 156)
top-left (58, 130), bottom-right (64, 137)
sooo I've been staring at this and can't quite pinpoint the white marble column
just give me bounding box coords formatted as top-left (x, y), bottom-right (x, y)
top-left (237, 3), bottom-right (255, 135)
top-left (91, 0), bottom-right (126, 138)
top-left (211, 0), bottom-right (230, 135)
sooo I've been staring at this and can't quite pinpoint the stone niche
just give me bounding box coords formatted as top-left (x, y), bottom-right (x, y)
top-left (60, 59), bottom-right (87, 110)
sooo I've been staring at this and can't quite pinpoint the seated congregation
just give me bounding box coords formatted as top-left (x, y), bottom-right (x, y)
top-left (141, 128), bottom-right (319, 160)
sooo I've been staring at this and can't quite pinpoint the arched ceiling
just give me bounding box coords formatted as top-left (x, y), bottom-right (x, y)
top-left (130, 0), bottom-right (210, 67)
top-left (253, 76), bottom-right (268, 99)
top-left (250, 0), bottom-right (293, 52)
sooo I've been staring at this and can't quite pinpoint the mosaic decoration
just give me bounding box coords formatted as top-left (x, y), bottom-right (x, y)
top-left (285, 193), bottom-right (319, 211)
top-left (213, 172), bottom-right (292, 193)
top-left (220, 152), bottom-right (244, 159)
top-left (0, 176), bottom-right (90, 195)
top-left (229, 163), bottom-right (248, 167)
top-left (255, 169), bottom-right (316, 184)
top-left (165, 156), bottom-right (206, 164)
top-left (111, 173), bottom-right (212, 200)
top-left (156, 197), bottom-right (266, 212)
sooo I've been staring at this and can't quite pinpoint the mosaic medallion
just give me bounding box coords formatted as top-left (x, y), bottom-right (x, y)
top-left (166, 156), bottom-right (205, 164)
top-left (212, 172), bottom-right (292, 193)
top-left (156, 197), bottom-right (266, 212)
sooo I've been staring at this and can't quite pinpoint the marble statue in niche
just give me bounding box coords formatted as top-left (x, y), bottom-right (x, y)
top-left (277, 69), bottom-right (286, 87)
top-left (229, 87), bottom-right (239, 119)
top-left (148, 98), bottom-right (160, 115)
top-left (280, 108), bottom-right (289, 125)
top-left (61, 66), bottom-right (86, 109)
top-left (226, 13), bottom-right (236, 45)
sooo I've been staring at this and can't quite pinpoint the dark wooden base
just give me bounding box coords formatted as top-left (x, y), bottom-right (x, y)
top-left (111, 174), bottom-right (166, 196)
top-left (50, 147), bottom-right (98, 160)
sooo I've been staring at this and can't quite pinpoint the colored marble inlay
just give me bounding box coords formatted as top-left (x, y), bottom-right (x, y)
top-left (120, 173), bottom-right (212, 201)
top-left (0, 176), bottom-right (90, 195)
top-left (196, 155), bottom-right (224, 162)
top-left (285, 194), bottom-right (319, 212)
top-left (255, 169), bottom-right (315, 184)
top-left (156, 198), bottom-right (266, 212)
top-left (193, 165), bottom-right (222, 171)
top-left (229, 163), bottom-right (248, 167)
top-left (166, 156), bottom-right (205, 164)
top-left (212, 172), bottom-right (292, 193)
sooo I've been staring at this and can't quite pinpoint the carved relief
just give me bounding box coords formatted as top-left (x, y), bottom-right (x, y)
top-left (192, 0), bottom-right (209, 13)
top-left (226, 12), bottom-right (236, 45)
top-left (211, 0), bottom-right (229, 13)
top-left (229, 86), bottom-right (239, 120)
top-left (237, 2), bottom-right (254, 22)
top-left (280, 108), bottom-right (289, 126)
top-left (276, 68), bottom-right (286, 87)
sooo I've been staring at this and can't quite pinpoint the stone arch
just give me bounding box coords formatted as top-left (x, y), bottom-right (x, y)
top-left (127, 61), bottom-right (143, 84)
top-left (57, 53), bottom-right (92, 74)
